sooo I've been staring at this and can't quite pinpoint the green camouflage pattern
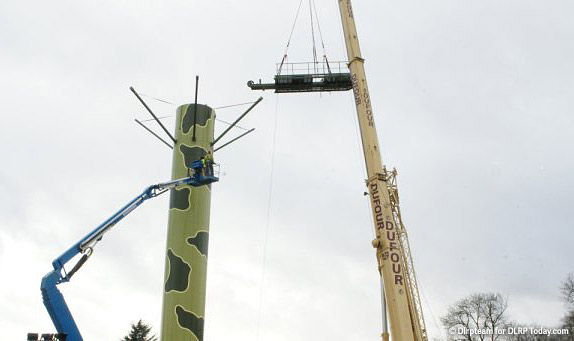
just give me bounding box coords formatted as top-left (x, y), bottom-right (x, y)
top-left (160, 103), bottom-right (214, 341)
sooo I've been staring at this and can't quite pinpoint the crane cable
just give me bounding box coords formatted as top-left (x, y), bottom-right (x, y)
top-left (419, 284), bottom-right (442, 338)
top-left (255, 94), bottom-right (280, 341)
top-left (278, 0), bottom-right (330, 75)
top-left (278, 0), bottom-right (304, 74)
top-left (311, 0), bottom-right (331, 73)
top-left (309, 0), bottom-right (318, 72)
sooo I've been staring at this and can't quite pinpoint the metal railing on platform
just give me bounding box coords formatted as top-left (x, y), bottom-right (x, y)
top-left (205, 163), bottom-right (220, 178)
top-left (276, 61), bottom-right (349, 75)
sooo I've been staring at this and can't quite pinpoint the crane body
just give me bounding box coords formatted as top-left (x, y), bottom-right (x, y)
top-left (248, 1), bottom-right (429, 339)
top-left (40, 165), bottom-right (218, 341)
top-left (336, 1), bottom-right (427, 339)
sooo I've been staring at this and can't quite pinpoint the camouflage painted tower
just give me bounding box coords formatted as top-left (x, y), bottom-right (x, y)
top-left (160, 103), bottom-right (214, 340)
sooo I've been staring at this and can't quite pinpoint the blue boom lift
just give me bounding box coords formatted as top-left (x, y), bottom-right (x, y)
top-left (36, 160), bottom-right (217, 341)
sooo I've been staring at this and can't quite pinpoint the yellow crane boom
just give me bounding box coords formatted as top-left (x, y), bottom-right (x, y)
top-left (246, 1), bottom-right (428, 337)
top-left (336, 1), bottom-right (428, 340)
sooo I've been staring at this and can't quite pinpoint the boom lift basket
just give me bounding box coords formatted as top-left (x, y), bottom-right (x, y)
top-left (248, 61), bottom-right (353, 93)
top-left (189, 160), bottom-right (220, 185)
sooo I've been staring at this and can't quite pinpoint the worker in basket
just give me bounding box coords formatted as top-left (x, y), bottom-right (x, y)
top-left (205, 150), bottom-right (214, 176)
top-left (192, 156), bottom-right (205, 181)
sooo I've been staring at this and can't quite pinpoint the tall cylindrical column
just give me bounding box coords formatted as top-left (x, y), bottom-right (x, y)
top-left (160, 103), bottom-right (215, 341)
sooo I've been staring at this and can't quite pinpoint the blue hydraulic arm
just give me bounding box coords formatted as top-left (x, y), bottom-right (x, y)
top-left (40, 172), bottom-right (218, 341)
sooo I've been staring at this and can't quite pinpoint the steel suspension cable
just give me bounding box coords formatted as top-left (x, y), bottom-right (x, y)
top-left (308, 0), bottom-right (318, 72)
top-left (140, 93), bottom-right (175, 105)
top-left (279, 0), bottom-right (305, 74)
top-left (255, 94), bottom-right (280, 341)
top-left (311, 0), bottom-right (330, 72)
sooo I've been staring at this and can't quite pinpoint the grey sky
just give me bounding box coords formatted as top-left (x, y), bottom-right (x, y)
top-left (1, 0), bottom-right (573, 340)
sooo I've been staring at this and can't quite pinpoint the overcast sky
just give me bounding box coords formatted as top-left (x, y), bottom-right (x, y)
top-left (1, 0), bottom-right (573, 340)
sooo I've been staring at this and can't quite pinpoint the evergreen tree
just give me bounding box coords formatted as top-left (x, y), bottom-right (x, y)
top-left (121, 319), bottom-right (158, 341)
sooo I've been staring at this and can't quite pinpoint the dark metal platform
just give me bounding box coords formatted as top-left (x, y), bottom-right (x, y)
top-left (248, 61), bottom-right (353, 93)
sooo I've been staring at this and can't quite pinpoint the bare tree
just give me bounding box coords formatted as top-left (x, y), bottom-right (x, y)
top-left (442, 293), bottom-right (510, 341)
top-left (562, 310), bottom-right (574, 339)
top-left (561, 273), bottom-right (574, 308)
top-left (561, 273), bottom-right (574, 339)
top-left (483, 293), bottom-right (510, 337)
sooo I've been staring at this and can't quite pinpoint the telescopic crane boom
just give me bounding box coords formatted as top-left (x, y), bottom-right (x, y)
top-left (337, 1), bottom-right (427, 340)
top-left (246, 0), bottom-right (427, 338)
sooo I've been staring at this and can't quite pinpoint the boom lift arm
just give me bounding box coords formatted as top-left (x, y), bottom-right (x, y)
top-left (40, 169), bottom-right (218, 341)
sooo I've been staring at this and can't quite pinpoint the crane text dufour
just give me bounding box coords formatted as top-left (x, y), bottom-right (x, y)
top-left (370, 182), bottom-right (404, 286)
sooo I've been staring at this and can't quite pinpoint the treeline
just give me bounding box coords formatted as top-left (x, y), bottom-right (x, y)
top-left (440, 273), bottom-right (574, 340)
